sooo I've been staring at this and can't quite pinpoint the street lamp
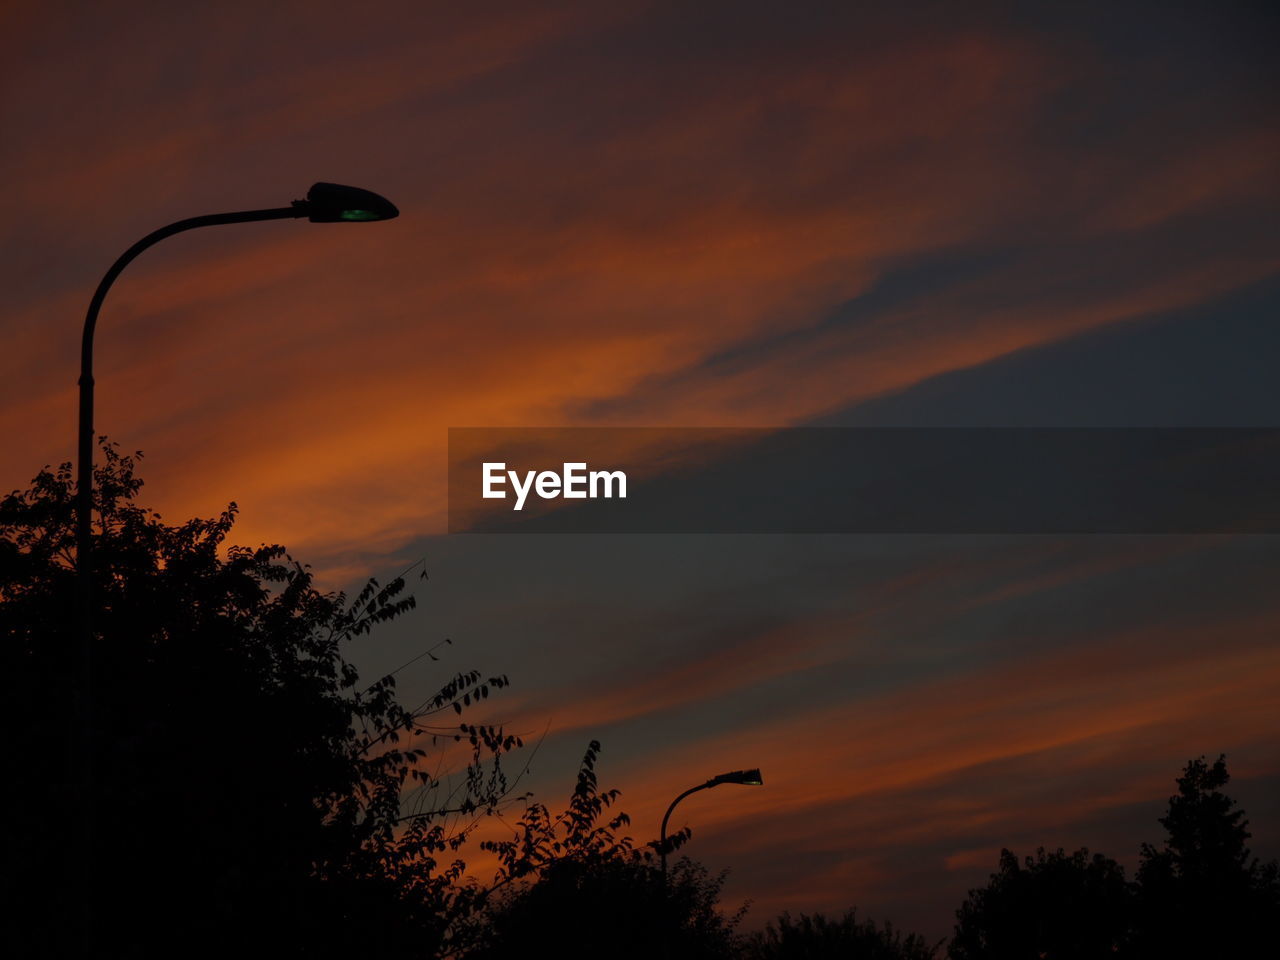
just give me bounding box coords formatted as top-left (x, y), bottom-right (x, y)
top-left (659, 768), bottom-right (763, 876)
top-left (76, 181), bottom-right (398, 602)
top-left (70, 180), bottom-right (398, 945)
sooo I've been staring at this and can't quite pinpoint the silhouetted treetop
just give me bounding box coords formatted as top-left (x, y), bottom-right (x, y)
top-left (1132, 754), bottom-right (1279, 958)
top-left (951, 846), bottom-right (1131, 960)
top-left (2, 442), bottom-right (522, 955)
top-left (951, 755), bottom-right (1279, 960)
top-left (746, 909), bottom-right (940, 960)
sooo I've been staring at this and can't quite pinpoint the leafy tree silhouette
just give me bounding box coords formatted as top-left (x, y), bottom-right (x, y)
top-left (1131, 754), bottom-right (1280, 959)
top-left (1, 442), bottom-right (522, 956)
top-left (744, 909), bottom-right (940, 959)
top-left (949, 755), bottom-right (1279, 960)
top-left (467, 740), bottom-right (745, 959)
top-left (950, 847), bottom-right (1131, 959)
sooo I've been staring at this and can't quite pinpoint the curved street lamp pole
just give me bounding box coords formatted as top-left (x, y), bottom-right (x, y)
top-left (76, 182), bottom-right (398, 642)
top-left (77, 206), bottom-right (297, 609)
top-left (658, 768), bottom-right (763, 878)
top-left (71, 181), bottom-right (398, 944)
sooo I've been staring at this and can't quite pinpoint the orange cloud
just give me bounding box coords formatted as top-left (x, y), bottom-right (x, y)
top-left (4, 14), bottom-right (1277, 580)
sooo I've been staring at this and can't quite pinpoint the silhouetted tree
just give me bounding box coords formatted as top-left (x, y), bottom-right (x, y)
top-left (1, 444), bottom-right (521, 956)
top-left (1130, 754), bottom-right (1280, 959)
top-left (949, 847), bottom-right (1131, 959)
top-left (470, 855), bottom-right (741, 960)
top-left (745, 909), bottom-right (939, 959)
top-left (466, 741), bottom-right (745, 959)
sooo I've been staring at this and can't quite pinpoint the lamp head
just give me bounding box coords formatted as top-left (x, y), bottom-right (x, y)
top-left (299, 182), bottom-right (399, 223)
top-left (710, 768), bottom-right (763, 787)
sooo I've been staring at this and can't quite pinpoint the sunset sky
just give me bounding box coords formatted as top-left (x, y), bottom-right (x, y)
top-left (3, 0), bottom-right (1278, 940)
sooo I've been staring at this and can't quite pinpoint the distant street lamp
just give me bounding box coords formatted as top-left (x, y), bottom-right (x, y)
top-left (659, 768), bottom-right (763, 877)
top-left (70, 181), bottom-right (398, 944)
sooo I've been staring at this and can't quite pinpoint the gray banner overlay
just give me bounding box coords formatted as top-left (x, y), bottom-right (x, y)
top-left (447, 428), bottom-right (1280, 534)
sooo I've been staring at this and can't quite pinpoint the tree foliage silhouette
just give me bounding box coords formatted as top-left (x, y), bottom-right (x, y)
top-left (467, 740), bottom-right (745, 959)
top-left (950, 755), bottom-right (1279, 960)
top-left (1, 443), bottom-right (521, 955)
top-left (950, 847), bottom-right (1131, 959)
top-left (744, 909), bottom-right (939, 959)
top-left (1131, 754), bottom-right (1280, 958)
